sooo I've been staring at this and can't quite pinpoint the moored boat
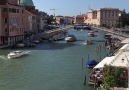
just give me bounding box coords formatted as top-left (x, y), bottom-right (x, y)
top-left (86, 59), bottom-right (98, 68)
top-left (7, 50), bottom-right (30, 59)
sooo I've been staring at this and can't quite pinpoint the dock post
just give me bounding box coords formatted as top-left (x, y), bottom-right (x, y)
top-left (83, 75), bottom-right (87, 85)
top-left (94, 77), bottom-right (97, 90)
top-left (82, 57), bottom-right (83, 68)
top-left (88, 54), bottom-right (89, 60)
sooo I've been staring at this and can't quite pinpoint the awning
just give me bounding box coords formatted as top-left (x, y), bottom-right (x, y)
top-left (121, 38), bottom-right (129, 44)
top-left (94, 56), bottom-right (115, 69)
top-left (119, 44), bottom-right (129, 50)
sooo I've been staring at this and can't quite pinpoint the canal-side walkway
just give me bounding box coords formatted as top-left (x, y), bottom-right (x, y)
top-left (93, 27), bottom-right (129, 40)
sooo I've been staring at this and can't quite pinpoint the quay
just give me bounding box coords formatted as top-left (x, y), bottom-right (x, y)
top-left (41, 25), bottom-right (73, 40)
top-left (93, 27), bottom-right (129, 40)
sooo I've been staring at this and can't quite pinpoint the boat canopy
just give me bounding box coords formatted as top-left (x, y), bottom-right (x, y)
top-left (86, 60), bottom-right (97, 66)
top-left (94, 56), bottom-right (115, 69)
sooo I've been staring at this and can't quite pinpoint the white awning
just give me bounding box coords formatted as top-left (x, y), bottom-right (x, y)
top-left (121, 38), bottom-right (129, 44)
top-left (94, 56), bottom-right (115, 69)
top-left (119, 44), bottom-right (129, 50)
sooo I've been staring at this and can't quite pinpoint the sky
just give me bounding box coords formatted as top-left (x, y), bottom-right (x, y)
top-left (33, 0), bottom-right (129, 16)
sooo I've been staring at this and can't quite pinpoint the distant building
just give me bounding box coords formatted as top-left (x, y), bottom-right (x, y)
top-left (84, 8), bottom-right (120, 27)
top-left (75, 14), bottom-right (87, 24)
top-left (55, 16), bottom-right (63, 24)
top-left (65, 16), bottom-right (74, 24)
top-left (55, 16), bottom-right (74, 25)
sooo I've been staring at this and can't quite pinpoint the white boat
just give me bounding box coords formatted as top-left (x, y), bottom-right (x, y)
top-left (83, 40), bottom-right (92, 45)
top-left (16, 43), bottom-right (25, 48)
top-left (33, 40), bottom-right (40, 44)
top-left (65, 35), bottom-right (76, 42)
top-left (7, 50), bottom-right (30, 59)
top-left (88, 31), bottom-right (94, 37)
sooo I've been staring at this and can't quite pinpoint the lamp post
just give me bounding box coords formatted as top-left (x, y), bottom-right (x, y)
top-left (118, 13), bottom-right (121, 28)
top-left (50, 9), bottom-right (56, 24)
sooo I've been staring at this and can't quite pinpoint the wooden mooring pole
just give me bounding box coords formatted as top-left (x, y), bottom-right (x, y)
top-left (83, 75), bottom-right (87, 85)
top-left (82, 57), bottom-right (83, 68)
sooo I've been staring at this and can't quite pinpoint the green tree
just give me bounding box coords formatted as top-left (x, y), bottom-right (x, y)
top-left (99, 65), bottom-right (128, 89)
top-left (116, 9), bottom-right (129, 28)
top-left (46, 15), bottom-right (54, 24)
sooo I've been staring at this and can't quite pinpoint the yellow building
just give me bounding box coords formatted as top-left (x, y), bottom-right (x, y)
top-left (84, 8), bottom-right (120, 27)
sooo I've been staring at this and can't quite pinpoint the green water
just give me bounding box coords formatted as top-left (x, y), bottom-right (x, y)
top-left (0, 29), bottom-right (109, 90)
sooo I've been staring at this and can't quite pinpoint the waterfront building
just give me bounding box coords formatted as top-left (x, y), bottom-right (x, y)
top-left (55, 16), bottom-right (63, 24)
top-left (64, 16), bottom-right (74, 24)
top-left (0, 0), bottom-right (45, 48)
top-left (55, 16), bottom-right (74, 25)
top-left (75, 14), bottom-right (87, 24)
top-left (38, 11), bottom-right (47, 30)
top-left (0, 0), bottom-right (29, 47)
top-left (84, 8), bottom-right (120, 27)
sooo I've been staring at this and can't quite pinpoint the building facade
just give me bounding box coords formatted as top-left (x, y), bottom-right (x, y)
top-left (55, 16), bottom-right (74, 25)
top-left (84, 8), bottom-right (120, 27)
top-left (75, 14), bottom-right (87, 24)
top-left (0, 0), bottom-right (42, 47)
top-left (0, 0), bottom-right (30, 47)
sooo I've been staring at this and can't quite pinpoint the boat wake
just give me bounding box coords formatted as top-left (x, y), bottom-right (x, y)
top-left (0, 55), bottom-right (8, 60)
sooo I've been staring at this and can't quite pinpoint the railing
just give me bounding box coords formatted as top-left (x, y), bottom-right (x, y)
top-left (93, 27), bottom-right (129, 38)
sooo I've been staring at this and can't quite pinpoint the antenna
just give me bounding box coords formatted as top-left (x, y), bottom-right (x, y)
top-left (50, 9), bottom-right (56, 17)
top-left (88, 4), bottom-right (91, 10)
top-left (80, 12), bottom-right (81, 15)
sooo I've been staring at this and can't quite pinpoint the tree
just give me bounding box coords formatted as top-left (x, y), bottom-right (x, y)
top-left (116, 9), bottom-right (129, 28)
top-left (98, 65), bottom-right (128, 90)
top-left (46, 15), bottom-right (54, 24)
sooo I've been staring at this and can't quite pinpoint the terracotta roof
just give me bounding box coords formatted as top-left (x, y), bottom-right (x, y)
top-left (101, 8), bottom-right (119, 10)
top-left (25, 10), bottom-right (35, 15)
top-left (76, 14), bottom-right (87, 18)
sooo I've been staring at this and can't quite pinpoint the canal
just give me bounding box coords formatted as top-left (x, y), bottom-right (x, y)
top-left (0, 28), bottom-right (109, 90)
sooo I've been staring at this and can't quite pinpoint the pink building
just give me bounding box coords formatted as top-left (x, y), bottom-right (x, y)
top-left (0, 0), bottom-right (29, 47)
top-left (75, 14), bottom-right (87, 24)
top-left (0, 0), bottom-right (39, 47)
top-left (84, 8), bottom-right (120, 27)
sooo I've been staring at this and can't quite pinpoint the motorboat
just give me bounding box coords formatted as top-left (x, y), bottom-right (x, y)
top-left (88, 31), bottom-right (94, 37)
top-left (65, 35), bottom-right (76, 42)
top-left (33, 40), bottom-right (40, 44)
top-left (86, 59), bottom-right (98, 68)
top-left (16, 43), bottom-right (25, 48)
top-left (83, 40), bottom-right (92, 45)
top-left (7, 50), bottom-right (30, 59)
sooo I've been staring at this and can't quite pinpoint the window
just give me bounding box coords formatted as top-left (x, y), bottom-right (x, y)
top-left (12, 9), bottom-right (16, 13)
top-left (32, 16), bottom-right (35, 20)
top-left (22, 10), bottom-right (24, 13)
top-left (17, 9), bottom-right (19, 13)
top-left (5, 28), bottom-right (7, 32)
top-left (3, 8), bottom-right (8, 12)
top-left (5, 18), bottom-right (7, 23)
